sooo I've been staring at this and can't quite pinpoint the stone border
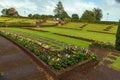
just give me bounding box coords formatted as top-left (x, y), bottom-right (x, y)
top-left (0, 34), bottom-right (96, 80)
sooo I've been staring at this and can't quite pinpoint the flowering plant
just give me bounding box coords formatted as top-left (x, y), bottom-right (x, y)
top-left (0, 30), bottom-right (97, 70)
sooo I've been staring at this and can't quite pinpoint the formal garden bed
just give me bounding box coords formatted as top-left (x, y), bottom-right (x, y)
top-left (53, 33), bottom-right (95, 42)
top-left (104, 25), bottom-right (114, 31)
top-left (0, 30), bottom-right (97, 80)
top-left (87, 30), bottom-right (116, 35)
top-left (58, 27), bottom-right (83, 30)
top-left (23, 27), bottom-right (49, 32)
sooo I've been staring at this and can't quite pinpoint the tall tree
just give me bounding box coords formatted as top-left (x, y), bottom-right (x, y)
top-left (61, 11), bottom-right (70, 19)
top-left (80, 10), bottom-right (95, 21)
top-left (1, 8), bottom-right (8, 16)
top-left (72, 14), bottom-right (79, 21)
top-left (115, 20), bottom-right (120, 51)
top-left (1, 7), bottom-right (19, 16)
top-left (54, 1), bottom-right (67, 21)
top-left (28, 14), bottom-right (33, 18)
top-left (93, 8), bottom-right (103, 21)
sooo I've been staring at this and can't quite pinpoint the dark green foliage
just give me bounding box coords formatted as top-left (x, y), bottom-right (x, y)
top-left (0, 22), bottom-right (35, 27)
top-left (80, 10), bottom-right (95, 22)
top-left (1, 7), bottom-right (19, 16)
top-left (115, 20), bottom-right (120, 51)
top-left (28, 14), bottom-right (33, 18)
top-left (104, 25), bottom-right (113, 31)
top-left (61, 11), bottom-right (70, 19)
top-left (80, 8), bottom-right (103, 22)
top-left (92, 41), bottom-right (115, 50)
top-left (93, 8), bottom-right (103, 21)
top-left (54, 1), bottom-right (69, 21)
top-left (71, 14), bottom-right (79, 22)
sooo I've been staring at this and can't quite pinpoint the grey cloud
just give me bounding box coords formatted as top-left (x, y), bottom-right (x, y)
top-left (115, 0), bottom-right (120, 3)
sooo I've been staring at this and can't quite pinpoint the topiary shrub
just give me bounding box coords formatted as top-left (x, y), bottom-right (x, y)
top-left (115, 20), bottom-right (120, 51)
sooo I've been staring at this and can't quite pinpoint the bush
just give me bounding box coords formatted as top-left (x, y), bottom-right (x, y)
top-left (0, 22), bottom-right (35, 27)
top-left (0, 72), bottom-right (4, 77)
top-left (92, 41), bottom-right (115, 50)
top-left (115, 20), bottom-right (120, 51)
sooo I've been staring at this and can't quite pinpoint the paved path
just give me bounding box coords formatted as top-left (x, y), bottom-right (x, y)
top-left (62, 48), bottom-right (120, 80)
top-left (0, 36), bottom-right (51, 80)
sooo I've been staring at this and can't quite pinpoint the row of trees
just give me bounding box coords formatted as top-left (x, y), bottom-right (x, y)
top-left (28, 14), bottom-right (54, 20)
top-left (54, 1), bottom-right (103, 22)
top-left (0, 1), bottom-right (103, 22)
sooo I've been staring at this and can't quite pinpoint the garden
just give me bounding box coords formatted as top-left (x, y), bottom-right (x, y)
top-left (0, 0), bottom-right (120, 80)
top-left (0, 29), bottom-right (97, 79)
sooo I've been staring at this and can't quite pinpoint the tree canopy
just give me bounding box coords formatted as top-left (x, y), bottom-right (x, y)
top-left (54, 1), bottom-right (69, 21)
top-left (80, 8), bottom-right (103, 22)
top-left (93, 8), bottom-right (103, 21)
top-left (1, 7), bottom-right (19, 16)
top-left (80, 10), bottom-right (95, 21)
top-left (72, 14), bottom-right (79, 21)
top-left (115, 20), bottom-right (120, 51)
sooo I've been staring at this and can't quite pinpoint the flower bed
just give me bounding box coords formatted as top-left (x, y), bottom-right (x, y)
top-left (0, 30), bottom-right (97, 80)
top-left (91, 41), bottom-right (115, 50)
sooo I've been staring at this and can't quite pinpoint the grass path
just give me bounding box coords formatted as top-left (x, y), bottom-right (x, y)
top-left (0, 28), bottom-right (90, 48)
top-left (34, 27), bottom-right (116, 43)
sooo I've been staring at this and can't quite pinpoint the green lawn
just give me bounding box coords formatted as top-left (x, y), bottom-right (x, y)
top-left (58, 22), bottom-right (87, 29)
top-left (34, 27), bottom-right (116, 43)
top-left (56, 22), bottom-right (118, 33)
top-left (0, 17), bottom-right (38, 23)
top-left (103, 53), bottom-right (120, 71)
top-left (110, 57), bottom-right (120, 71)
top-left (0, 28), bottom-right (90, 49)
top-left (42, 22), bottom-right (56, 25)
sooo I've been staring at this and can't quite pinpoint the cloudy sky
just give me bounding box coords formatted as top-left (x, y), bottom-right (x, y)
top-left (0, 0), bottom-right (120, 21)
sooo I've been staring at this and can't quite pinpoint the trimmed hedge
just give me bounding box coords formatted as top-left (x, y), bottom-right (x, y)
top-left (79, 20), bottom-right (118, 25)
top-left (115, 20), bottom-right (120, 51)
top-left (0, 22), bottom-right (36, 27)
top-left (92, 41), bottom-right (115, 50)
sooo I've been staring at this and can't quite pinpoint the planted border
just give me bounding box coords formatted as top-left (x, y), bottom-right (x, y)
top-left (91, 41), bottom-right (115, 50)
top-left (0, 30), bottom-right (97, 80)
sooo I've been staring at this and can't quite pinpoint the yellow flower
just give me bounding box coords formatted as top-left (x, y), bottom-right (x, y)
top-left (56, 58), bottom-right (60, 61)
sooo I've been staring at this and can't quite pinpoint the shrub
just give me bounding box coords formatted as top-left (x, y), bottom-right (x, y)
top-left (92, 41), bottom-right (115, 50)
top-left (115, 20), bottom-right (120, 51)
top-left (0, 72), bottom-right (4, 77)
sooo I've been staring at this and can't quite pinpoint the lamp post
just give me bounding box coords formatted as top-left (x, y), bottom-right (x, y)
top-left (107, 13), bottom-right (109, 21)
top-left (24, 11), bottom-right (26, 17)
